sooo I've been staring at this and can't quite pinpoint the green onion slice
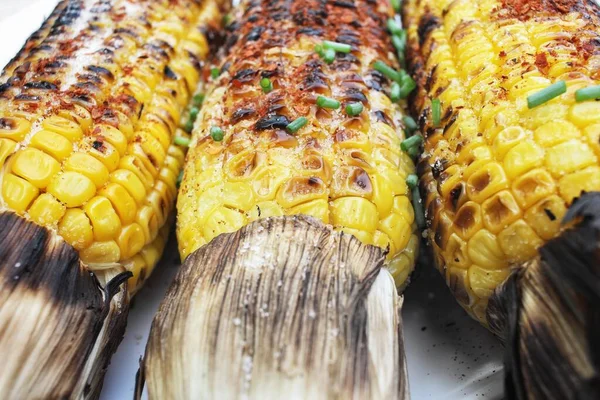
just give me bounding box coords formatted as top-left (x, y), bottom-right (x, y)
top-left (260, 77), bottom-right (273, 93)
top-left (323, 48), bottom-right (336, 64)
top-left (345, 102), bottom-right (364, 116)
top-left (174, 136), bottom-right (191, 147)
top-left (323, 40), bottom-right (352, 54)
top-left (527, 80), bottom-right (566, 109)
top-left (401, 135), bottom-right (423, 152)
top-left (403, 115), bottom-right (418, 134)
top-left (316, 95), bottom-right (340, 109)
top-left (575, 85), bottom-right (600, 102)
top-left (210, 126), bottom-right (224, 141)
top-left (390, 82), bottom-right (401, 102)
top-left (286, 117), bottom-right (308, 133)
top-left (373, 60), bottom-right (401, 82)
top-left (431, 98), bottom-right (441, 127)
top-left (210, 67), bottom-right (220, 79)
top-left (406, 174), bottom-right (419, 190)
top-left (387, 19), bottom-right (403, 36)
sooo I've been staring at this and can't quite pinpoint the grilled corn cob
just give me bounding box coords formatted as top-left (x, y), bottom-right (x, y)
top-left (0, 0), bottom-right (223, 398)
top-left (143, 0), bottom-right (416, 397)
top-left (404, 0), bottom-right (600, 398)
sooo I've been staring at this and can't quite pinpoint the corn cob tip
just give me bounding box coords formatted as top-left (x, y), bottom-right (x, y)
top-left (0, 211), bottom-right (129, 399)
top-left (143, 215), bottom-right (408, 400)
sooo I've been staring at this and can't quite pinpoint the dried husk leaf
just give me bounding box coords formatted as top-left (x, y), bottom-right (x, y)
top-left (143, 215), bottom-right (409, 400)
top-left (0, 211), bottom-right (129, 399)
top-left (487, 192), bottom-right (600, 399)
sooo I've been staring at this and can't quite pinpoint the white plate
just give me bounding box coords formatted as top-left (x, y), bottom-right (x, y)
top-left (0, 2), bottom-right (504, 399)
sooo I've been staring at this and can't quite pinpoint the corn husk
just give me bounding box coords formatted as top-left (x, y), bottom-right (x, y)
top-left (142, 216), bottom-right (409, 400)
top-left (0, 211), bottom-right (129, 399)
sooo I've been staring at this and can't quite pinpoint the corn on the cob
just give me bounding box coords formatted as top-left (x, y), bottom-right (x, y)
top-left (143, 0), bottom-right (415, 397)
top-left (0, 0), bottom-right (223, 398)
top-left (404, 0), bottom-right (600, 398)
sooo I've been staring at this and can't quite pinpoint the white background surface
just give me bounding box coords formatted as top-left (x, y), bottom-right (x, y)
top-left (0, 1), bottom-right (505, 398)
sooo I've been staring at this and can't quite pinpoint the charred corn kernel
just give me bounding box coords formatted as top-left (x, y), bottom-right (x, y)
top-left (58, 209), bottom-right (94, 250)
top-left (58, 105), bottom-right (92, 134)
top-left (110, 169), bottom-right (147, 204)
top-left (41, 116), bottom-right (83, 142)
top-left (80, 241), bottom-right (121, 264)
top-left (64, 153), bottom-right (109, 188)
top-left (2, 174), bottom-right (39, 213)
top-left (0, 117), bottom-right (31, 141)
top-left (92, 125), bottom-right (128, 156)
top-left (28, 193), bottom-right (66, 227)
top-left (84, 196), bottom-right (122, 241)
top-left (118, 223), bottom-right (146, 260)
top-left (30, 130), bottom-right (73, 161)
top-left (47, 172), bottom-right (96, 208)
top-left (11, 148), bottom-right (61, 189)
top-left (178, 0), bottom-right (418, 288)
top-left (406, 0), bottom-right (600, 322)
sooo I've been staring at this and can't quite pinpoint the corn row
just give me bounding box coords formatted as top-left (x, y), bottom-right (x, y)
top-left (404, 0), bottom-right (600, 321)
top-left (178, 0), bottom-right (419, 286)
top-left (0, 0), bottom-right (223, 292)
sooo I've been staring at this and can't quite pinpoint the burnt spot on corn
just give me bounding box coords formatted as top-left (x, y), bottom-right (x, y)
top-left (231, 107), bottom-right (257, 123)
top-left (254, 114), bottom-right (291, 130)
top-left (417, 13), bottom-right (440, 47)
top-left (493, 0), bottom-right (600, 21)
top-left (164, 66), bottom-right (178, 80)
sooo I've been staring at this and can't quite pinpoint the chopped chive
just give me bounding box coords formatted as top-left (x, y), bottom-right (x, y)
top-left (222, 13), bottom-right (232, 25)
top-left (390, 82), bottom-right (401, 102)
top-left (390, 0), bottom-right (401, 12)
top-left (399, 75), bottom-right (416, 98)
top-left (373, 60), bottom-right (401, 82)
top-left (193, 93), bottom-right (205, 106)
top-left (406, 174), bottom-right (418, 190)
top-left (174, 136), bottom-right (191, 147)
top-left (323, 40), bottom-right (352, 54)
top-left (345, 102), bottom-right (364, 116)
top-left (315, 44), bottom-right (325, 57)
top-left (575, 85), bottom-right (600, 102)
top-left (210, 126), bottom-right (224, 141)
top-left (210, 67), bottom-right (220, 79)
top-left (387, 19), bottom-right (403, 36)
top-left (407, 145), bottom-right (420, 159)
top-left (392, 34), bottom-right (406, 53)
top-left (323, 48), bottom-right (336, 64)
top-left (176, 170), bottom-right (183, 188)
top-left (260, 77), bottom-right (273, 93)
top-left (431, 98), bottom-right (441, 128)
top-left (527, 80), bottom-right (566, 109)
top-left (184, 119), bottom-right (194, 133)
top-left (316, 95), bottom-right (340, 109)
top-left (189, 106), bottom-right (200, 120)
top-left (286, 116), bottom-right (308, 133)
top-left (401, 134), bottom-right (423, 152)
top-left (412, 186), bottom-right (426, 229)
top-left (403, 115), bottom-right (418, 134)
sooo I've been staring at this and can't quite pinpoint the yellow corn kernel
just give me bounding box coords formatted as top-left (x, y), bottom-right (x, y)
top-left (119, 155), bottom-right (155, 190)
top-left (29, 129), bottom-right (73, 161)
top-left (0, 117), bottom-right (31, 141)
top-left (534, 120), bottom-right (580, 147)
top-left (58, 209), bottom-right (94, 250)
top-left (276, 176), bottom-right (328, 208)
top-left (393, 195), bottom-right (414, 225)
top-left (11, 148), bottom-right (60, 189)
top-left (139, 132), bottom-right (167, 171)
top-left (110, 169), bottom-right (147, 204)
top-left (524, 195), bottom-right (566, 241)
top-left (118, 223), bottom-right (146, 260)
top-left (330, 197), bottom-right (378, 232)
top-left (251, 166), bottom-right (290, 201)
top-left (497, 220), bottom-right (544, 264)
top-left (370, 175), bottom-right (394, 218)
top-left (378, 213), bottom-right (412, 252)
top-left (388, 253), bottom-right (414, 287)
top-left (445, 233), bottom-right (470, 269)
top-left (569, 101), bottom-right (600, 127)
top-left (28, 193), bottom-right (66, 226)
top-left (0, 139), bottom-right (17, 166)
top-left (453, 202), bottom-right (483, 240)
top-left (41, 116), bottom-right (83, 142)
top-left (91, 124), bottom-right (127, 156)
top-left (492, 126), bottom-right (528, 160)
top-left (88, 139), bottom-right (120, 172)
top-left (47, 172), bottom-right (96, 208)
top-left (203, 206), bottom-right (247, 242)
top-left (467, 229), bottom-right (507, 270)
top-left (503, 140), bottom-right (544, 179)
top-left (142, 122), bottom-right (170, 151)
top-left (559, 166), bottom-right (600, 203)
top-left (140, 244), bottom-right (162, 272)
top-left (545, 139), bottom-right (597, 178)
top-left (80, 241), bottom-right (121, 264)
top-left (158, 168), bottom-right (178, 198)
top-left (2, 173), bottom-right (39, 213)
top-left (288, 199), bottom-right (329, 223)
top-left (64, 153), bottom-right (110, 188)
top-left (511, 168), bottom-right (556, 208)
top-left (222, 182), bottom-right (255, 212)
top-left (468, 265), bottom-right (510, 299)
top-left (99, 183), bottom-right (138, 226)
top-left (372, 230), bottom-right (393, 253)
top-left (84, 196), bottom-right (122, 241)
top-left (584, 124), bottom-right (600, 158)
top-left (137, 205), bottom-right (159, 244)
top-left (246, 201), bottom-right (284, 221)
top-left (124, 255), bottom-right (147, 293)
top-left (336, 227), bottom-right (374, 245)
